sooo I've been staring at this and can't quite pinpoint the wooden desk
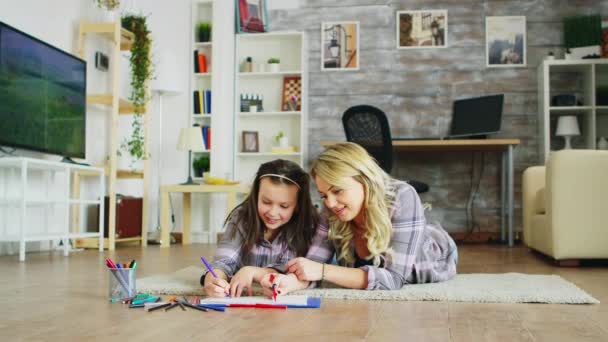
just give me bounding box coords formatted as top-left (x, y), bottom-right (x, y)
top-left (321, 139), bottom-right (521, 246)
top-left (160, 184), bottom-right (249, 248)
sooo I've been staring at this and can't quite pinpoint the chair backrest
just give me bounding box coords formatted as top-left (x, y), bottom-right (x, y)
top-left (342, 105), bottom-right (393, 173)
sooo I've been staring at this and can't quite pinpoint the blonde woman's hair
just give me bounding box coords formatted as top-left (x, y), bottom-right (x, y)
top-left (310, 142), bottom-right (396, 266)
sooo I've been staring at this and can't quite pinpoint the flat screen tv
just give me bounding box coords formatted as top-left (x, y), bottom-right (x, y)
top-left (0, 21), bottom-right (86, 159)
top-left (449, 94), bottom-right (504, 138)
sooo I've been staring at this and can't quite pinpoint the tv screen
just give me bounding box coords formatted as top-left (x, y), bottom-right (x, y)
top-left (0, 21), bottom-right (86, 158)
top-left (449, 94), bottom-right (504, 138)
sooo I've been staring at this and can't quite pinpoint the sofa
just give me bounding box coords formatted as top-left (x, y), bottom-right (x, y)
top-left (522, 150), bottom-right (608, 260)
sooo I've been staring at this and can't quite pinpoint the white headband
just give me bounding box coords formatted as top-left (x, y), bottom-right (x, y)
top-left (259, 173), bottom-right (301, 189)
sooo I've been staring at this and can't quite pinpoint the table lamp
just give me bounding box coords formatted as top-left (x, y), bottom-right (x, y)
top-left (177, 127), bottom-right (205, 185)
top-left (555, 115), bottom-right (580, 149)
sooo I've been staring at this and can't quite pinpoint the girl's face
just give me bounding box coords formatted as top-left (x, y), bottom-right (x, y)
top-left (257, 178), bottom-right (299, 231)
top-left (315, 175), bottom-right (365, 223)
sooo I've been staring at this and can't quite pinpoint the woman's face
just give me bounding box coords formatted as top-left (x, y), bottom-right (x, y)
top-left (315, 175), bottom-right (365, 222)
top-left (257, 178), bottom-right (298, 231)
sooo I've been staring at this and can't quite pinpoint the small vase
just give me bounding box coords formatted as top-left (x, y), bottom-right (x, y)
top-left (598, 137), bottom-right (608, 150)
top-left (279, 136), bottom-right (289, 149)
top-left (268, 63), bottom-right (280, 73)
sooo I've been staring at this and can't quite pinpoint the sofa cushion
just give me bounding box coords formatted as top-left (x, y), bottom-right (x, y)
top-left (535, 188), bottom-right (546, 214)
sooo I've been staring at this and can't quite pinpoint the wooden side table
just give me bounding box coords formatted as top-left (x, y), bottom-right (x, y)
top-left (160, 184), bottom-right (249, 247)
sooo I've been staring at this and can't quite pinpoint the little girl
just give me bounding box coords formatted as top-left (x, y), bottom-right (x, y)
top-left (201, 159), bottom-right (321, 297)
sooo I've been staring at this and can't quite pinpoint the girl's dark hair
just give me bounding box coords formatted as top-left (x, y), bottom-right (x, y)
top-left (226, 159), bottom-right (319, 262)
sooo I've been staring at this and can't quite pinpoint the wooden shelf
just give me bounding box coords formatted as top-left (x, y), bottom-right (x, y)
top-left (87, 95), bottom-right (146, 114)
top-left (79, 21), bottom-right (134, 51)
top-left (78, 19), bottom-right (151, 251)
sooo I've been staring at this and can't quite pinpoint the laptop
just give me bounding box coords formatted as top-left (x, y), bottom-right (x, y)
top-left (393, 94), bottom-right (505, 140)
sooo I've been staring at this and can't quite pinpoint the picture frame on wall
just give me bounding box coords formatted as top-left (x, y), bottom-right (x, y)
top-left (242, 131), bottom-right (259, 152)
top-left (236, 0), bottom-right (268, 33)
top-left (486, 16), bottom-right (526, 67)
top-left (397, 10), bottom-right (447, 49)
top-left (321, 21), bottom-right (359, 71)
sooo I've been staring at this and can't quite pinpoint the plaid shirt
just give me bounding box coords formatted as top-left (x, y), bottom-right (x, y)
top-left (210, 207), bottom-right (322, 278)
top-left (306, 180), bottom-right (457, 290)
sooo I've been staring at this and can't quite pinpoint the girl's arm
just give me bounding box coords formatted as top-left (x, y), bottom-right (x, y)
top-left (209, 214), bottom-right (245, 278)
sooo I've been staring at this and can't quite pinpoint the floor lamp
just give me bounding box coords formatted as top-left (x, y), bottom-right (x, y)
top-left (151, 52), bottom-right (181, 236)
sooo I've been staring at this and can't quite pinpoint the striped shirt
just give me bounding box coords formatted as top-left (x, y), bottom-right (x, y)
top-left (209, 207), bottom-right (324, 278)
top-left (306, 180), bottom-right (458, 290)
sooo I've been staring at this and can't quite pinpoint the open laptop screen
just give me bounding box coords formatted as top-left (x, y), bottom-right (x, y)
top-left (449, 94), bottom-right (504, 138)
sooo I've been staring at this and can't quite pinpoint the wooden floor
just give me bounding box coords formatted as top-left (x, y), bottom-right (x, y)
top-left (1, 243), bottom-right (607, 341)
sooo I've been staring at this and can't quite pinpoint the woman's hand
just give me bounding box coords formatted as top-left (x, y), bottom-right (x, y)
top-left (260, 273), bottom-right (297, 298)
top-left (229, 266), bottom-right (256, 297)
top-left (285, 257), bottom-right (323, 281)
top-left (203, 274), bottom-right (230, 298)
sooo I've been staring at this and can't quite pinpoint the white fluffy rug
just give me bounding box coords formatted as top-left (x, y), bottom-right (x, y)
top-left (137, 266), bottom-right (599, 304)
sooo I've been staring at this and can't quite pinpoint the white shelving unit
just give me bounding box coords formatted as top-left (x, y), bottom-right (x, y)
top-left (0, 158), bottom-right (105, 261)
top-left (190, 0), bottom-right (214, 182)
top-left (234, 31), bottom-right (307, 184)
top-left (538, 59), bottom-right (608, 162)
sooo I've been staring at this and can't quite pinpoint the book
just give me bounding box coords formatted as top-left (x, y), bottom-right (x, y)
top-left (193, 50), bottom-right (199, 73)
top-left (198, 52), bottom-right (207, 73)
top-left (199, 295), bottom-right (321, 308)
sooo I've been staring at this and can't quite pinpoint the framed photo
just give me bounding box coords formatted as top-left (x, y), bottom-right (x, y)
top-left (281, 76), bottom-right (301, 111)
top-left (486, 16), bottom-right (526, 67)
top-left (242, 131), bottom-right (259, 152)
top-left (236, 0), bottom-right (268, 33)
top-left (321, 21), bottom-right (359, 71)
top-left (397, 10), bottom-right (447, 49)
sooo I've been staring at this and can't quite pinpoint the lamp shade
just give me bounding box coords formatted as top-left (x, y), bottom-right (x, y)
top-left (556, 115), bottom-right (580, 137)
top-left (177, 127), bottom-right (205, 152)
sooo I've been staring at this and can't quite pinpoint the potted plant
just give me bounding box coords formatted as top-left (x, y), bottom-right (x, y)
top-left (275, 131), bottom-right (288, 148)
top-left (267, 57), bottom-right (280, 72)
top-left (197, 22), bottom-right (212, 43)
top-left (94, 0), bottom-right (120, 21)
top-left (192, 155), bottom-right (210, 178)
top-left (120, 14), bottom-right (153, 169)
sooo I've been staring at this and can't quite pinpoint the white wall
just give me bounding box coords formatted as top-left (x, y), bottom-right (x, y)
top-left (0, 0), bottom-right (238, 254)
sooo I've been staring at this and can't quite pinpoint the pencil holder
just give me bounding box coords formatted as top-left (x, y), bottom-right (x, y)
top-left (108, 268), bottom-right (136, 300)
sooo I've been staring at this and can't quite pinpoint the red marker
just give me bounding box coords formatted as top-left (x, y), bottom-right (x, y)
top-left (269, 274), bottom-right (277, 302)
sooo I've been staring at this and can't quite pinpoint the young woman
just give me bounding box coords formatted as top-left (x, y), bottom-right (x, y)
top-left (262, 142), bottom-right (457, 294)
top-left (202, 159), bottom-right (320, 297)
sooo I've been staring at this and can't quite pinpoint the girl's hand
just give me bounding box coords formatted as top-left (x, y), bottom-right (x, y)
top-left (229, 266), bottom-right (255, 297)
top-left (203, 275), bottom-right (229, 298)
top-left (286, 257), bottom-right (323, 281)
top-left (260, 273), bottom-right (295, 298)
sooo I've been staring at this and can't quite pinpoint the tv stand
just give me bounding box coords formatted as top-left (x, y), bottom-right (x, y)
top-left (0, 157), bottom-right (105, 261)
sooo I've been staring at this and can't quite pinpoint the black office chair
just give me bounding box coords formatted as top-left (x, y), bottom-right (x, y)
top-left (342, 105), bottom-right (429, 194)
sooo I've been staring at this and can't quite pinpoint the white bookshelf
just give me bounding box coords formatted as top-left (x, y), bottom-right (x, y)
top-left (234, 32), bottom-right (308, 184)
top-left (538, 59), bottom-right (608, 162)
top-left (190, 0), bottom-right (213, 181)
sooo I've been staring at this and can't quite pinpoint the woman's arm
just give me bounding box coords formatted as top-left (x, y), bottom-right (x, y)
top-left (361, 183), bottom-right (426, 290)
top-left (285, 257), bottom-right (368, 289)
top-left (323, 263), bottom-right (368, 289)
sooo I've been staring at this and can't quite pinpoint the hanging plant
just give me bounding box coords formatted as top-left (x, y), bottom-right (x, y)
top-left (120, 14), bottom-right (153, 166)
